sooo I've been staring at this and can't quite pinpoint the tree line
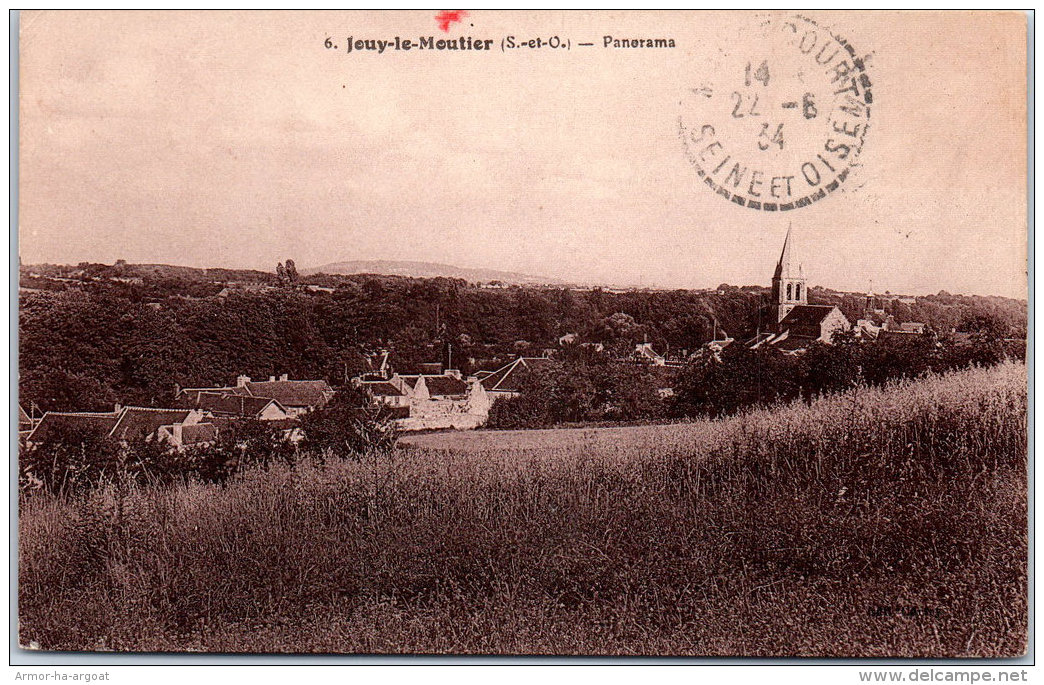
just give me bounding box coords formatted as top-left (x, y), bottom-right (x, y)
top-left (19, 267), bottom-right (1026, 414)
top-left (486, 330), bottom-right (1025, 429)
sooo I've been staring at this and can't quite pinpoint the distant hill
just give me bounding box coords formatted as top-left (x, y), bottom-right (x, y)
top-left (303, 260), bottom-right (564, 286)
top-left (23, 262), bottom-right (275, 284)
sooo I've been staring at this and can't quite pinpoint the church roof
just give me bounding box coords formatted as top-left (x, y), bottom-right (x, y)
top-left (779, 305), bottom-right (838, 327)
top-left (773, 225), bottom-right (804, 280)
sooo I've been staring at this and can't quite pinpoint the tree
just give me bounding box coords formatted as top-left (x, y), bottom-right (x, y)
top-left (297, 389), bottom-right (398, 460)
top-left (672, 346), bottom-right (805, 418)
top-left (285, 259), bottom-right (299, 284)
top-left (276, 262), bottom-right (287, 284)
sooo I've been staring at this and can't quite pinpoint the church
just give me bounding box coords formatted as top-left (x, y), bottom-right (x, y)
top-left (748, 226), bottom-right (851, 352)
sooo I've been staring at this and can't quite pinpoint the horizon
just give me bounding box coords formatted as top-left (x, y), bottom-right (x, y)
top-left (19, 254), bottom-right (1027, 301)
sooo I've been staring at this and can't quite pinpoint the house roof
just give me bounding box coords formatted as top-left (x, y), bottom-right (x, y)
top-left (779, 305), bottom-right (838, 327)
top-left (423, 376), bottom-right (468, 397)
top-left (360, 381), bottom-right (404, 397)
top-left (179, 423), bottom-right (217, 445)
top-left (158, 422), bottom-right (218, 445)
top-left (178, 386), bottom-right (247, 404)
top-left (707, 337), bottom-right (734, 350)
top-left (110, 407), bottom-right (194, 442)
top-left (395, 374), bottom-right (469, 396)
top-left (773, 335), bottom-right (816, 352)
top-left (746, 332), bottom-right (776, 348)
top-left (479, 357), bottom-right (553, 393)
top-left (27, 411), bottom-right (120, 444)
top-left (634, 343), bottom-right (664, 362)
top-left (197, 392), bottom-right (284, 417)
top-left (244, 380), bottom-right (334, 408)
top-left (18, 405), bottom-right (32, 428)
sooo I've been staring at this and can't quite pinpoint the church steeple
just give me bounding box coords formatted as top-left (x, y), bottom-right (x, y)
top-left (770, 223), bottom-right (807, 324)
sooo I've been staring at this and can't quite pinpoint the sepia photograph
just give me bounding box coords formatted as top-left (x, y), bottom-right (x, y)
top-left (13, 10), bottom-right (1029, 660)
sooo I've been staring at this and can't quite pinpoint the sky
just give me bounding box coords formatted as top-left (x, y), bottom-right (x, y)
top-left (18, 11), bottom-right (1028, 298)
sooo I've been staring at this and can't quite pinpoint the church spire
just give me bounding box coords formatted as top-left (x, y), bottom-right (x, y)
top-left (770, 222), bottom-right (808, 325)
top-left (774, 223), bottom-right (802, 279)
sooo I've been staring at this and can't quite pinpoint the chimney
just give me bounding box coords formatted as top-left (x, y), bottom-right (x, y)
top-left (236, 375), bottom-right (250, 388)
top-left (114, 403), bottom-right (122, 414)
top-left (269, 375), bottom-right (276, 382)
top-left (279, 374), bottom-right (288, 382)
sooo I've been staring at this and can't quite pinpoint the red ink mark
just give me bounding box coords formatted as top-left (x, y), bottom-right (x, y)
top-left (435, 10), bottom-right (467, 32)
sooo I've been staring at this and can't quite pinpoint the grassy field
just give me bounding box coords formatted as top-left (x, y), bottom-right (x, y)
top-left (19, 362), bottom-right (1027, 656)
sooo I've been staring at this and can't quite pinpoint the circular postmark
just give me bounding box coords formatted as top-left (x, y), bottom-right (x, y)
top-left (679, 15), bottom-right (871, 211)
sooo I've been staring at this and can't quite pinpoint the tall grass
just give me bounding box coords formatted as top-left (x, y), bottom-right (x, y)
top-left (19, 362), bottom-right (1027, 656)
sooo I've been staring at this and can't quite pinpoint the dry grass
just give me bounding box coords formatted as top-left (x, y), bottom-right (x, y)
top-left (19, 362), bottom-right (1027, 656)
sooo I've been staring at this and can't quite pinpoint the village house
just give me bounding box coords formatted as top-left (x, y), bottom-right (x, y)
top-left (176, 374), bottom-right (335, 416)
top-left (234, 376), bottom-right (335, 415)
top-left (633, 342), bottom-right (667, 366)
top-left (879, 315), bottom-right (927, 338)
top-left (26, 406), bottom-right (216, 450)
top-left (855, 293), bottom-right (927, 341)
top-left (358, 349), bottom-right (392, 381)
top-left (354, 364), bottom-right (490, 431)
top-left (355, 379), bottom-right (409, 408)
top-left (156, 422), bottom-right (218, 448)
top-left (18, 405), bottom-right (35, 436)
top-left (477, 356), bottom-right (554, 399)
top-left (24, 410), bottom-right (121, 448)
top-left (109, 407), bottom-right (210, 446)
top-left (194, 392), bottom-right (292, 421)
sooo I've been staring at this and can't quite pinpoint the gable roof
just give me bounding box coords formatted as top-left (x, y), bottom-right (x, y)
top-left (634, 343), bottom-right (664, 362)
top-left (773, 335), bottom-right (816, 352)
top-left (779, 305), bottom-right (839, 327)
top-left (479, 357), bottom-right (553, 393)
top-left (109, 407), bottom-right (193, 442)
top-left (244, 380), bottom-right (334, 408)
top-left (196, 392), bottom-right (284, 417)
top-left (27, 411), bottom-right (120, 444)
top-left (423, 376), bottom-right (468, 397)
top-left (179, 423), bottom-right (218, 445)
top-left (359, 381), bottom-right (404, 397)
top-left (178, 386), bottom-right (248, 405)
top-left (393, 375), bottom-right (470, 397)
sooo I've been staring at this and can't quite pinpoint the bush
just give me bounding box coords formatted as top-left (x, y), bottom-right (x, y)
top-left (485, 351), bottom-right (665, 429)
top-left (297, 388), bottom-right (399, 459)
